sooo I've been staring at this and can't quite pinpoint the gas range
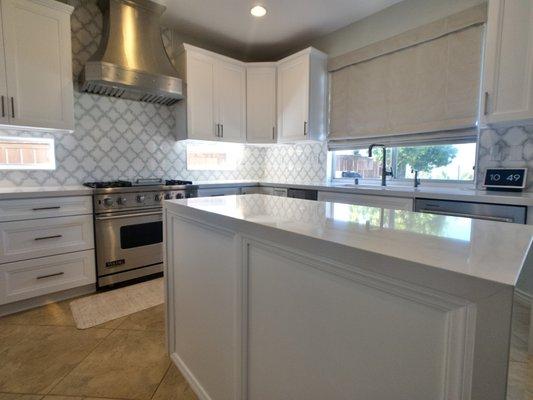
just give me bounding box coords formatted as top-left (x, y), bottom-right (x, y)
top-left (83, 179), bottom-right (199, 213)
top-left (83, 178), bottom-right (198, 287)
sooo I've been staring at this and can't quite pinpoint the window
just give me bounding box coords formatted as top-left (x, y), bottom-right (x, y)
top-left (0, 136), bottom-right (55, 170)
top-left (186, 141), bottom-right (244, 171)
top-left (331, 142), bottom-right (476, 183)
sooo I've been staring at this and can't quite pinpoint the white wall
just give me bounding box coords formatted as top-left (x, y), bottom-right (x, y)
top-left (311, 0), bottom-right (486, 57)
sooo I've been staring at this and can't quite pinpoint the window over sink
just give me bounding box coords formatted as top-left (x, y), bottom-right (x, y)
top-left (0, 136), bottom-right (55, 170)
top-left (330, 142), bottom-right (477, 184)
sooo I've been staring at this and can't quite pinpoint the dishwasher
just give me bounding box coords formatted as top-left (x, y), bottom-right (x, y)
top-left (415, 198), bottom-right (527, 224)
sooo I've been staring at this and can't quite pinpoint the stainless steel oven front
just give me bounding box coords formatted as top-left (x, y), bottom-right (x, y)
top-left (95, 208), bottom-right (164, 286)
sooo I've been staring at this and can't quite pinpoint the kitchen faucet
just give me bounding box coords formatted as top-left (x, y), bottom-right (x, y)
top-left (368, 144), bottom-right (393, 186)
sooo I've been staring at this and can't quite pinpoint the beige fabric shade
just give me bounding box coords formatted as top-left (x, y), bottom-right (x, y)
top-left (328, 4), bottom-right (487, 149)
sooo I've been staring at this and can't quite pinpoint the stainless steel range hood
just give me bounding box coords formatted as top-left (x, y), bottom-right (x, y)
top-left (79, 0), bottom-right (183, 106)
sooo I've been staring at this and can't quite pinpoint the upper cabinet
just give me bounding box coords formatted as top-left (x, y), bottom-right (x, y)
top-left (482, 0), bottom-right (533, 127)
top-left (246, 63), bottom-right (276, 143)
top-left (277, 48), bottom-right (328, 143)
top-left (0, 0), bottom-right (74, 131)
top-left (175, 44), bottom-right (246, 142)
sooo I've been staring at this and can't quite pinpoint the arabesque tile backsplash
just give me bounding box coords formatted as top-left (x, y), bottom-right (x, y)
top-left (0, 0), bottom-right (531, 190)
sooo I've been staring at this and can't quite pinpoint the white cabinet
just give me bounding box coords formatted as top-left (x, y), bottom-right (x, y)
top-left (0, 194), bottom-right (95, 306)
top-left (0, 0), bottom-right (74, 131)
top-left (277, 48), bottom-right (328, 143)
top-left (318, 191), bottom-right (414, 211)
top-left (175, 44), bottom-right (246, 142)
top-left (482, 0), bottom-right (533, 126)
top-left (246, 63), bottom-right (277, 143)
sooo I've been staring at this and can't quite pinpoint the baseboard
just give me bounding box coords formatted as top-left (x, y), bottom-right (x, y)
top-left (515, 289), bottom-right (533, 308)
top-left (170, 352), bottom-right (213, 400)
top-left (0, 284), bottom-right (96, 317)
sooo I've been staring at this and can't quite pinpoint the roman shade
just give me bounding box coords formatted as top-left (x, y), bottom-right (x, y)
top-left (328, 4), bottom-right (487, 150)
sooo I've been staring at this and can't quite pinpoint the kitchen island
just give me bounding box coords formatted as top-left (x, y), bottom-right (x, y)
top-left (164, 194), bottom-right (533, 400)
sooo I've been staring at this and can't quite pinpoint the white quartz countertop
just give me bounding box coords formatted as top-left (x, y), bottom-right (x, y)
top-left (0, 185), bottom-right (92, 199)
top-left (165, 194), bottom-right (533, 287)
top-left (197, 180), bottom-right (533, 206)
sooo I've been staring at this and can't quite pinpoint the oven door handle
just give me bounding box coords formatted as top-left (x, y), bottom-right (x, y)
top-left (95, 211), bottom-right (162, 221)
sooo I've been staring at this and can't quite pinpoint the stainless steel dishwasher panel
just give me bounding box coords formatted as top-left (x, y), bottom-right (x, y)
top-left (415, 198), bottom-right (527, 224)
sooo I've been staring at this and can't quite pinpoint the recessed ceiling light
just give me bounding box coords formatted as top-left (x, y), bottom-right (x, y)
top-left (250, 5), bottom-right (267, 17)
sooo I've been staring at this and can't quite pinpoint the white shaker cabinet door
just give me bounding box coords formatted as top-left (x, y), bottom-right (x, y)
top-left (216, 59), bottom-right (246, 142)
top-left (482, 0), bottom-right (533, 126)
top-left (246, 64), bottom-right (276, 143)
top-left (186, 51), bottom-right (217, 140)
top-left (277, 53), bottom-right (309, 142)
top-left (1, 0), bottom-right (74, 131)
top-left (0, 4), bottom-right (8, 125)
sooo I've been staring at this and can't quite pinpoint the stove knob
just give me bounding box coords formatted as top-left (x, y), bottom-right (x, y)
top-left (154, 194), bottom-right (162, 202)
top-left (103, 197), bottom-right (114, 207)
top-left (164, 193), bottom-right (172, 200)
top-left (117, 197), bottom-right (127, 205)
top-left (136, 195), bottom-right (146, 203)
top-left (175, 193), bottom-right (184, 199)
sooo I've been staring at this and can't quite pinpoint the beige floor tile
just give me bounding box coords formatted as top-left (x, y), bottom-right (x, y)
top-left (0, 394), bottom-right (43, 400)
top-left (115, 305), bottom-right (165, 332)
top-left (0, 301), bottom-right (75, 327)
top-left (50, 329), bottom-right (170, 400)
top-left (0, 326), bottom-right (111, 394)
top-left (42, 397), bottom-right (124, 400)
top-left (152, 364), bottom-right (197, 400)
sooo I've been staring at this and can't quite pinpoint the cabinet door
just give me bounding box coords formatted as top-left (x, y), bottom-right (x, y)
top-left (277, 54), bottom-right (309, 141)
top-left (0, 4), bottom-right (8, 125)
top-left (1, 0), bottom-right (73, 131)
top-left (317, 191), bottom-right (413, 211)
top-left (247, 65), bottom-right (276, 143)
top-left (216, 60), bottom-right (246, 142)
top-left (186, 51), bottom-right (217, 140)
top-left (482, 0), bottom-right (533, 126)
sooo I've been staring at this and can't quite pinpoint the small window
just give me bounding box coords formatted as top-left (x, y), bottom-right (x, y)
top-left (186, 141), bottom-right (243, 171)
top-left (331, 142), bottom-right (476, 183)
top-left (0, 136), bottom-right (55, 170)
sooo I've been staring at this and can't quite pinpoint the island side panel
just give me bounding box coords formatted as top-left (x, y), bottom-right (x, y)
top-left (165, 212), bottom-right (240, 400)
top-left (243, 239), bottom-right (477, 400)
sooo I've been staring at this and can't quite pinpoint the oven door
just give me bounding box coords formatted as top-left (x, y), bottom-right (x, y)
top-left (94, 209), bottom-right (163, 277)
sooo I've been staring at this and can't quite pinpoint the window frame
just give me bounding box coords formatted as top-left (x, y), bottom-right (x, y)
top-left (0, 136), bottom-right (56, 171)
top-left (329, 142), bottom-right (477, 186)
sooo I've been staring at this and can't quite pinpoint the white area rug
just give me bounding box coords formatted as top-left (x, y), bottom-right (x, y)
top-left (70, 278), bottom-right (164, 329)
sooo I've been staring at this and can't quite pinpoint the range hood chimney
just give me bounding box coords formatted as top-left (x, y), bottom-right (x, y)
top-left (79, 0), bottom-right (183, 106)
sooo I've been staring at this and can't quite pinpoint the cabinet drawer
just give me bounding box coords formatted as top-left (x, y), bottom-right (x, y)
top-left (0, 196), bottom-right (92, 222)
top-left (0, 215), bottom-right (94, 264)
top-left (0, 250), bottom-right (95, 305)
top-left (318, 191), bottom-right (414, 211)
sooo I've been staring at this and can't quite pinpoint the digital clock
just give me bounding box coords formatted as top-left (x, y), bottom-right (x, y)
top-left (483, 168), bottom-right (528, 191)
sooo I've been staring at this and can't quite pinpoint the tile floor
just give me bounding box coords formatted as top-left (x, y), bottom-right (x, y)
top-left (0, 297), bottom-right (532, 399)
top-left (0, 300), bottom-right (197, 400)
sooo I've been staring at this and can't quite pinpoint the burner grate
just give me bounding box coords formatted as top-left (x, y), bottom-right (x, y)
top-left (83, 180), bottom-right (133, 189)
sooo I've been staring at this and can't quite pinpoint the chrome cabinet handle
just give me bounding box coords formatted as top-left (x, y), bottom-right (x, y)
top-left (221, 124), bottom-right (224, 138)
top-left (303, 121), bottom-right (307, 136)
top-left (32, 206), bottom-right (61, 211)
top-left (419, 208), bottom-right (513, 223)
top-left (10, 97), bottom-right (14, 118)
top-left (1, 96), bottom-right (4, 118)
top-left (483, 92), bottom-right (489, 115)
top-left (215, 123), bottom-right (220, 137)
top-left (37, 271), bottom-right (64, 280)
top-left (34, 234), bottom-right (63, 241)
top-left (272, 126), bottom-right (275, 140)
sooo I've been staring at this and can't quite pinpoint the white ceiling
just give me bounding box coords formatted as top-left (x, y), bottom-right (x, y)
top-left (158, 0), bottom-right (403, 61)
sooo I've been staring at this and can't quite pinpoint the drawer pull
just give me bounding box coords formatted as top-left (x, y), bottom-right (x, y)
top-left (34, 234), bottom-right (63, 241)
top-left (36, 271), bottom-right (64, 280)
top-left (32, 206), bottom-right (61, 211)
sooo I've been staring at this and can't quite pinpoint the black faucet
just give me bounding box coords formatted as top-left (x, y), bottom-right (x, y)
top-left (368, 144), bottom-right (393, 186)
top-left (412, 169), bottom-right (421, 188)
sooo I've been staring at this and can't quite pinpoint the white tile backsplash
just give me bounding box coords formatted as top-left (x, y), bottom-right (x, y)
top-left (0, 0), bottom-right (531, 190)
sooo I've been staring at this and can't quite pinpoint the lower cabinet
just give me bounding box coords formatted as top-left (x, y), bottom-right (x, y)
top-left (0, 194), bottom-right (95, 307)
top-left (0, 250), bottom-right (95, 305)
top-left (318, 191), bottom-right (414, 211)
